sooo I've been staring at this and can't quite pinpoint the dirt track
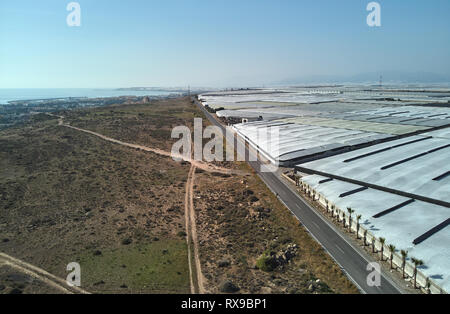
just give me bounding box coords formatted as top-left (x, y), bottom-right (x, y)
top-left (48, 113), bottom-right (240, 175)
top-left (185, 166), bottom-right (206, 294)
top-left (51, 115), bottom-right (213, 294)
top-left (63, 123), bottom-right (234, 175)
top-left (184, 166), bottom-right (207, 294)
top-left (0, 253), bottom-right (89, 294)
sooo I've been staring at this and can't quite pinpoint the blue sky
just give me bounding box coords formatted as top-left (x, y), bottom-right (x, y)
top-left (1, 0), bottom-right (449, 88)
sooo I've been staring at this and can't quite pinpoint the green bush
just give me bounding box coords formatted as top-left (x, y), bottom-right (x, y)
top-left (256, 254), bottom-right (277, 272)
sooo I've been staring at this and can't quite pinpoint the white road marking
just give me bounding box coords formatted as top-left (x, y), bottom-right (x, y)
top-left (336, 245), bottom-right (346, 254)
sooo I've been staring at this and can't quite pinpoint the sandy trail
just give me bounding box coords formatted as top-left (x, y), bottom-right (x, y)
top-left (184, 165), bottom-right (207, 294)
top-left (47, 114), bottom-right (238, 294)
top-left (63, 119), bottom-right (210, 293)
top-left (185, 165), bottom-right (196, 294)
top-left (63, 123), bottom-right (237, 175)
top-left (0, 253), bottom-right (89, 294)
top-left (187, 167), bottom-right (206, 294)
top-left (47, 113), bottom-right (242, 175)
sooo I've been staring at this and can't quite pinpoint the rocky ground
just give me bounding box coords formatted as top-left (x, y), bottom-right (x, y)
top-left (193, 165), bottom-right (358, 294)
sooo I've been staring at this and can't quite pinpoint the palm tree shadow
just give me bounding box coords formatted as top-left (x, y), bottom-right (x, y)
top-left (430, 274), bottom-right (443, 280)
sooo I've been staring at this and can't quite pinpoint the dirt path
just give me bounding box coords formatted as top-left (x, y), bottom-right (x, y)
top-left (184, 165), bottom-right (207, 294)
top-left (48, 113), bottom-right (244, 175)
top-left (47, 114), bottom-right (232, 294)
top-left (0, 253), bottom-right (90, 294)
top-left (187, 167), bottom-right (206, 294)
top-left (185, 165), bottom-right (196, 294)
top-left (61, 122), bottom-right (235, 175)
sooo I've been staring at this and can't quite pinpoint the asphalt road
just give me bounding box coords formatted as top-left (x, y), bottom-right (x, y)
top-left (194, 98), bottom-right (402, 294)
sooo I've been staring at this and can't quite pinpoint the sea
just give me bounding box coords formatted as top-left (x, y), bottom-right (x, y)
top-left (0, 88), bottom-right (179, 105)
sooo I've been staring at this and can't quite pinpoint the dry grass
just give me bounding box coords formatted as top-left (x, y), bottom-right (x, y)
top-left (0, 106), bottom-right (191, 294)
top-left (0, 97), bottom-right (357, 294)
top-left (193, 161), bottom-right (358, 294)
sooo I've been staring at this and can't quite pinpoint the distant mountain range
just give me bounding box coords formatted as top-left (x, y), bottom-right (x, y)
top-left (115, 87), bottom-right (187, 92)
top-left (277, 71), bottom-right (450, 85)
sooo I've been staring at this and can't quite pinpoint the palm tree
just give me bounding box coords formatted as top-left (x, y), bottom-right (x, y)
top-left (342, 213), bottom-right (346, 226)
top-left (388, 244), bottom-right (396, 269)
top-left (325, 200), bottom-right (329, 212)
top-left (379, 238), bottom-right (386, 261)
top-left (347, 207), bottom-right (355, 232)
top-left (401, 250), bottom-right (408, 278)
top-left (411, 258), bottom-right (424, 289)
top-left (363, 230), bottom-right (368, 246)
top-left (356, 215), bottom-right (362, 239)
top-left (371, 237), bottom-right (376, 253)
top-left (426, 278), bottom-right (432, 294)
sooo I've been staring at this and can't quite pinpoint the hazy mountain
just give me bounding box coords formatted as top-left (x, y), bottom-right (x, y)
top-left (277, 71), bottom-right (450, 85)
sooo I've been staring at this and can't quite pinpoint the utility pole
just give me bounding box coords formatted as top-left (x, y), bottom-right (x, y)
top-left (379, 75), bottom-right (383, 88)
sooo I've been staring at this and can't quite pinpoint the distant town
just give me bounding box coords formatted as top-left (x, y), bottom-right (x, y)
top-left (0, 94), bottom-right (184, 130)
